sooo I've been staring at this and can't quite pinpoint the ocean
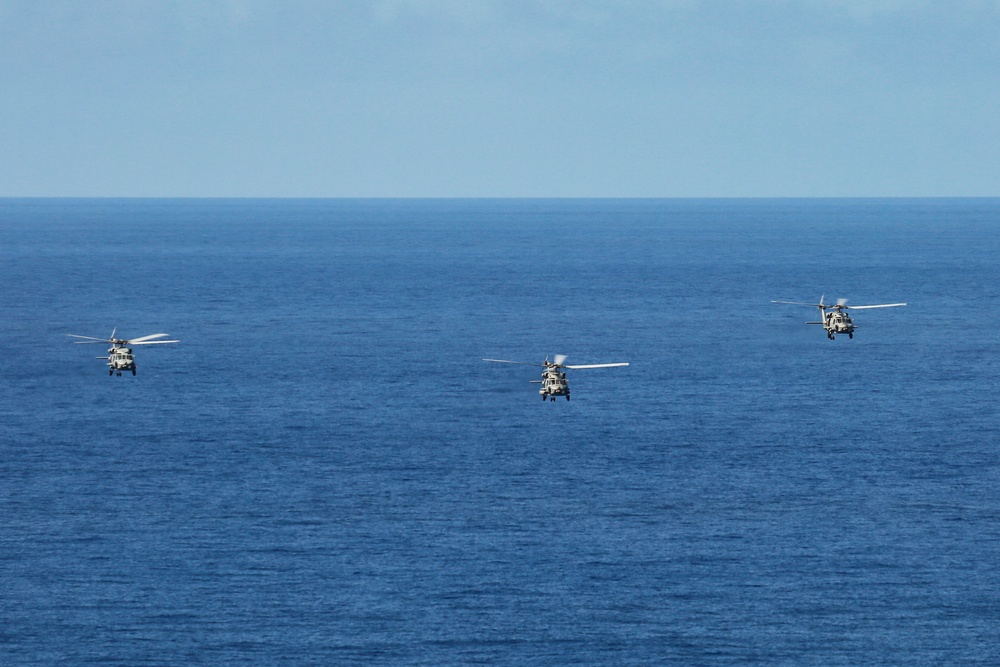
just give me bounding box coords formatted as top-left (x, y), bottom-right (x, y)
top-left (2, 198), bottom-right (999, 665)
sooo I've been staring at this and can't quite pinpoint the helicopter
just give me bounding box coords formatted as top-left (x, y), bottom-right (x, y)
top-left (772, 296), bottom-right (906, 339)
top-left (483, 355), bottom-right (628, 401)
top-left (67, 329), bottom-right (179, 375)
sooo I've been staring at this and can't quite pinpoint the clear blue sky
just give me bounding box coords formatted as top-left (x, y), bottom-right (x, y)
top-left (2, 0), bottom-right (998, 197)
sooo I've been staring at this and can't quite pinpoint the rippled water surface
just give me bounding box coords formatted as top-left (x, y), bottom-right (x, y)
top-left (2, 198), bottom-right (999, 665)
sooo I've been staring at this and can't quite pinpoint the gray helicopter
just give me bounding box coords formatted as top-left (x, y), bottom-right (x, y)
top-left (67, 329), bottom-right (179, 375)
top-left (772, 296), bottom-right (906, 339)
top-left (484, 355), bottom-right (628, 401)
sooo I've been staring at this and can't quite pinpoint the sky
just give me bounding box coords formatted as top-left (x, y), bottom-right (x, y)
top-left (1, 0), bottom-right (999, 197)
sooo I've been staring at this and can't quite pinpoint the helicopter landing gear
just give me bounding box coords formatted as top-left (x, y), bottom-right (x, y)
top-left (542, 394), bottom-right (547, 401)
top-left (109, 369), bottom-right (113, 376)
top-left (566, 394), bottom-right (570, 401)
top-left (132, 369), bottom-right (136, 375)
top-left (849, 333), bottom-right (853, 339)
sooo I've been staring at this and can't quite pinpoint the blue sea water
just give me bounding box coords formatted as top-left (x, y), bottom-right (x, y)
top-left (2, 198), bottom-right (999, 665)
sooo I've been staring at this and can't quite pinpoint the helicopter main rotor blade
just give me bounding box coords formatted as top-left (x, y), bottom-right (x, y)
top-left (67, 334), bottom-right (112, 343)
top-left (130, 339), bottom-right (179, 345)
top-left (127, 333), bottom-right (173, 344)
top-left (772, 300), bottom-right (825, 308)
top-left (843, 303), bottom-right (907, 310)
top-left (553, 354), bottom-right (567, 366)
top-left (483, 359), bottom-right (545, 367)
top-left (563, 363), bottom-right (629, 369)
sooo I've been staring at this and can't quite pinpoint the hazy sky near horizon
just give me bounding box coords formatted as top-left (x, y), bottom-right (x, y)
top-left (2, 0), bottom-right (999, 197)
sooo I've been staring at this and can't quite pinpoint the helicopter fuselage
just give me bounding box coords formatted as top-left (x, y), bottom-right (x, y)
top-left (105, 346), bottom-right (137, 375)
top-left (823, 311), bottom-right (856, 337)
top-left (538, 366), bottom-right (571, 401)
